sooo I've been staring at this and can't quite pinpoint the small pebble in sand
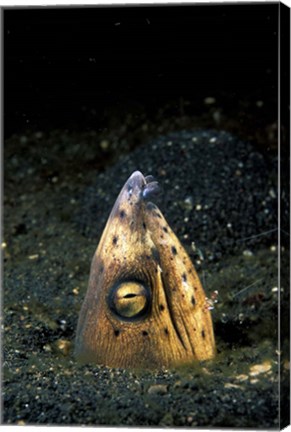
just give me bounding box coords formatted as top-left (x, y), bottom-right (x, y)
top-left (235, 374), bottom-right (249, 382)
top-left (28, 254), bottom-right (39, 260)
top-left (184, 196), bottom-right (193, 210)
top-left (56, 339), bottom-right (71, 356)
top-left (43, 344), bottom-right (52, 352)
top-left (224, 383), bottom-right (243, 390)
top-left (147, 384), bottom-right (168, 395)
top-left (249, 360), bottom-right (272, 376)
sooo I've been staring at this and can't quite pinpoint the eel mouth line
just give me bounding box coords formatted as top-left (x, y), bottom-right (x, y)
top-left (161, 272), bottom-right (187, 351)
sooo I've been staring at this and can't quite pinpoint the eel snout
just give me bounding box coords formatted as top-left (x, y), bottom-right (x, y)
top-left (116, 170), bottom-right (160, 204)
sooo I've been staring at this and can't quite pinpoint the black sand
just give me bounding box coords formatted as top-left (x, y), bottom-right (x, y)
top-left (3, 126), bottom-right (288, 427)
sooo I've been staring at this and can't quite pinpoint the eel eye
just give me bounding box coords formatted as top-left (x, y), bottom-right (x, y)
top-left (109, 281), bottom-right (150, 320)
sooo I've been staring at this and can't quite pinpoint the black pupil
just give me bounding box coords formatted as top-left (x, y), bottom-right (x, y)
top-left (123, 293), bottom-right (137, 299)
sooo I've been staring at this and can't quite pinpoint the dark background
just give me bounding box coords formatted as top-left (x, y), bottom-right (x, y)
top-left (4, 3), bottom-right (278, 139)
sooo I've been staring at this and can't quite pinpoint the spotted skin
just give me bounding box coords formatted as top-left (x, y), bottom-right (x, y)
top-left (75, 171), bottom-right (216, 369)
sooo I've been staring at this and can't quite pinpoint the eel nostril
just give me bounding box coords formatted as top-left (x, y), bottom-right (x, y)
top-left (142, 181), bottom-right (161, 200)
top-left (144, 175), bottom-right (155, 184)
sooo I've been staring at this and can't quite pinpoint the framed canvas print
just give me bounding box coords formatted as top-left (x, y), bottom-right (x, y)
top-left (2, 1), bottom-right (290, 429)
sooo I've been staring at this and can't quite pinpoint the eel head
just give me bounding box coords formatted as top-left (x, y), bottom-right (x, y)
top-left (75, 171), bottom-right (216, 369)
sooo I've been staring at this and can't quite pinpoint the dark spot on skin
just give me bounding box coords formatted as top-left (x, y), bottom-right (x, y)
top-left (164, 328), bottom-right (169, 335)
top-left (114, 330), bottom-right (120, 337)
top-left (146, 255), bottom-right (151, 260)
top-left (143, 222), bottom-right (146, 229)
top-left (99, 265), bottom-right (104, 274)
top-left (160, 235), bottom-right (164, 239)
top-left (201, 329), bottom-right (205, 339)
top-left (163, 226), bottom-right (168, 233)
top-left (142, 331), bottom-right (149, 336)
top-left (182, 273), bottom-right (187, 282)
top-left (119, 210), bottom-right (126, 219)
top-left (151, 247), bottom-right (160, 264)
top-left (191, 296), bottom-right (196, 305)
top-left (171, 246), bottom-right (178, 255)
top-left (153, 211), bottom-right (162, 218)
top-left (159, 304), bottom-right (165, 311)
top-left (112, 236), bottom-right (118, 245)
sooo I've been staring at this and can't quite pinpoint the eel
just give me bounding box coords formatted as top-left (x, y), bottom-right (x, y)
top-left (75, 171), bottom-right (216, 369)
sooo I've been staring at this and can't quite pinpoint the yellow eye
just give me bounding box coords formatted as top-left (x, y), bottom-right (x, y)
top-left (110, 281), bottom-right (150, 319)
